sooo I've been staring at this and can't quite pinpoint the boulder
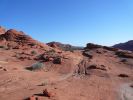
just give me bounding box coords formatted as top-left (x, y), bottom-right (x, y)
top-left (85, 43), bottom-right (102, 49)
top-left (87, 64), bottom-right (107, 71)
top-left (29, 96), bottom-right (36, 100)
top-left (43, 89), bottom-right (53, 97)
top-left (118, 74), bottom-right (129, 78)
top-left (26, 96), bottom-right (39, 100)
top-left (82, 51), bottom-right (93, 59)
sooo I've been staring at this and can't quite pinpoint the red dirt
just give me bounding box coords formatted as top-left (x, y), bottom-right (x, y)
top-left (0, 27), bottom-right (133, 100)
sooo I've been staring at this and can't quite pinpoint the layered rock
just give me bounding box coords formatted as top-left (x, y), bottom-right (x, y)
top-left (85, 43), bottom-right (118, 51)
top-left (3, 29), bottom-right (35, 44)
top-left (0, 28), bottom-right (49, 50)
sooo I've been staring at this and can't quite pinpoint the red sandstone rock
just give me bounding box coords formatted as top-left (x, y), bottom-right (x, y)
top-left (49, 57), bottom-right (54, 61)
top-left (29, 96), bottom-right (36, 100)
top-left (43, 89), bottom-right (51, 97)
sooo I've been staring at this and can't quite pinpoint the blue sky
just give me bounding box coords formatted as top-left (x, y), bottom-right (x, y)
top-left (0, 0), bottom-right (133, 46)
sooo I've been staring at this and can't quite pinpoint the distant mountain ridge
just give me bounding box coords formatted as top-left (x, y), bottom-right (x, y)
top-left (113, 40), bottom-right (133, 51)
top-left (47, 42), bottom-right (84, 51)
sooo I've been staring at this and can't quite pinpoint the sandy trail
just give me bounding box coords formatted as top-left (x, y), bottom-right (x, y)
top-left (120, 83), bottom-right (133, 100)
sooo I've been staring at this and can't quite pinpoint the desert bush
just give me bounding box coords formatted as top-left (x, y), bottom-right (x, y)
top-left (15, 53), bottom-right (21, 59)
top-left (0, 45), bottom-right (4, 48)
top-left (53, 57), bottom-right (62, 64)
top-left (82, 51), bottom-right (93, 59)
top-left (27, 62), bottom-right (44, 71)
top-left (39, 80), bottom-right (49, 86)
top-left (31, 50), bottom-right (37, 55)
top-left (46, 49), bottom-right (56, 55)
top-left (0, 45), bottom-right (9, 50)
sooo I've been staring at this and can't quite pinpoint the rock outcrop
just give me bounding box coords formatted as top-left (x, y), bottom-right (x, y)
top-left (0, 28), bottom-right (49, 50)
top-left (1, 29), bottom-right (36, 45)
top-left (47, 42), bottom-right (83, 51)
top-left (0, 26), bottom-right (6, 34)
top-left (85, 43), bottom-right (118, 51)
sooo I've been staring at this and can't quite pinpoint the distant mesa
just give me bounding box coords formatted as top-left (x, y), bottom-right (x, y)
top-left (113, 40), bottom-right (133, 51)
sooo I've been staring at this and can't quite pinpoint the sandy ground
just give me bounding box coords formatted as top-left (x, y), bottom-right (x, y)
top-left (0, 48), bottom-right (133, 100)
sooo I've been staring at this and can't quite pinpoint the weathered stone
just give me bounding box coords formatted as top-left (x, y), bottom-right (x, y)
top-left (85, 43), bottom-right (102, 49)
top-left (118, 74), bottom-right (129, 78)
top-left (82, 51), bottom-right (93, 59)
top-left (43, 89), bottom-right (52, 97)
